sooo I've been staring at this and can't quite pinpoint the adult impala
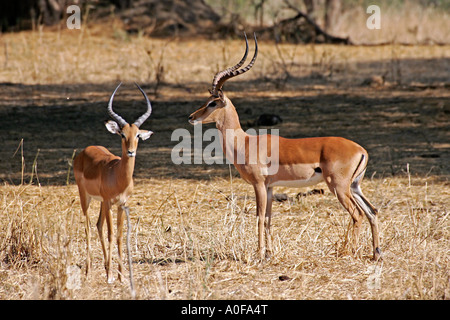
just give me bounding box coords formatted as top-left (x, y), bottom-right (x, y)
top-left (74, 83), bottom-right (153, 283)
top-left (188, 34), bottom-right (381, 261)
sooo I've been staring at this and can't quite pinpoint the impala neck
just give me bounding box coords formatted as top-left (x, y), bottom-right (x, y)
top-left (216, 97), bottom-right (247, 163)
top-left (120, 146), bottom-right (135, 185)
top-left (216, 97), bottom-right (243, 133)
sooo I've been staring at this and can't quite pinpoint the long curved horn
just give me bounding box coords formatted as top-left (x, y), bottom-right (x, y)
top-left (107, 82), bottom-right (128, 128)
top-left (133, 83), bottom-right (152, 128)
top-left (210, 33), bottom-right (258, 96)
top-left (210, 32), bottom-right (249, 95)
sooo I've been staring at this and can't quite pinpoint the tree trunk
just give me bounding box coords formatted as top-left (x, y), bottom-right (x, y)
top-left (324, 0), bottom-right (341, 34)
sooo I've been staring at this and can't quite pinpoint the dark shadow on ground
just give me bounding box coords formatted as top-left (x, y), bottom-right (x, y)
top-left (0, 57), bottom-right (448, 185)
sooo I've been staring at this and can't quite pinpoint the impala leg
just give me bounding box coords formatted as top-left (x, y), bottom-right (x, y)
top-left (84, 213), bottom-right (92, 276)
top-left (344, 193), bottom-right (363, 253)
top-left (339, 192), bottom-right (364, 256)
top-left (97, 203), bottom-right (107, 268)
top-left (326, 179), bottom-right (364, 257)
top-left (328, 178), bottom-right (381, 260)
top-left (117, 205), bottom-right (125, 282)
top-left (351, 183), bottom-right (381, 261)
top-left (97, 202), bottom-right (115, 282)
top-left (265, 186), bottom-right (274, 258)
top-left (104, 201), bottom-right (115, 283)
top-left (337, 193), bottom-right (363, 253)
top-left (254, 183), bottom-right (267, 260)
top-left (365, 206), bottom-right (381, 260)
top-left (79, 191), bottom-right (92, 276)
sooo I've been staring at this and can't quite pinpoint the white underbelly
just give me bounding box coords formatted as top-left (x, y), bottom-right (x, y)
top-left (268, 173), bottom-right (323, 188)
top-left (87, 193), bottom-right (127, 205)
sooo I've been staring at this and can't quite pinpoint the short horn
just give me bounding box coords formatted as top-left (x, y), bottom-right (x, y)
top-left (107, 82), bottom-right (128, 128)
top-left (133, 83), bottom-right (152, 128)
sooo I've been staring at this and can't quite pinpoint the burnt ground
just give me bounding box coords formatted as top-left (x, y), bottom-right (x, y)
top-left (0, 56), bottom-right (449, 185)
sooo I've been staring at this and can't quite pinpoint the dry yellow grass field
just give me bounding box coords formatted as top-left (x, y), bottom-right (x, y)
top-left (0, 25), bottom-right (448, 300)
top-left (0, 175), bottom-right (449, 300)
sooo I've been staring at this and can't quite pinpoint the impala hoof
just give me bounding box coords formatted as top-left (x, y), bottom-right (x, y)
top-left (373, 247), bottom-right (382, 261)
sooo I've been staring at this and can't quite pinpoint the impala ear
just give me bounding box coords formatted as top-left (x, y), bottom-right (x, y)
top-left (105, 120), bottom-right (121, 135)
top-left (138, 130), bottom-right (153, 141)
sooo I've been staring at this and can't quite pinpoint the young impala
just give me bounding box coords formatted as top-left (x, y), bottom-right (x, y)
top-left (188, 34), bottom-right (381, 261)
top-left (74, 83), bottom-right (153, 283)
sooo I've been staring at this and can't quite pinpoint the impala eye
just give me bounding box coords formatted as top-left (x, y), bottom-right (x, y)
top-left (208, 101), bottom-right (217, 108)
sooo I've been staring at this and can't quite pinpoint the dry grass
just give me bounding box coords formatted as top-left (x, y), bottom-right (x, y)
top-left (0, 174), bottom-right (448, 299)
top-left (0, 25), bottom-right (449, 86)
top-left (0, 26), bottom-right (449, 300)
